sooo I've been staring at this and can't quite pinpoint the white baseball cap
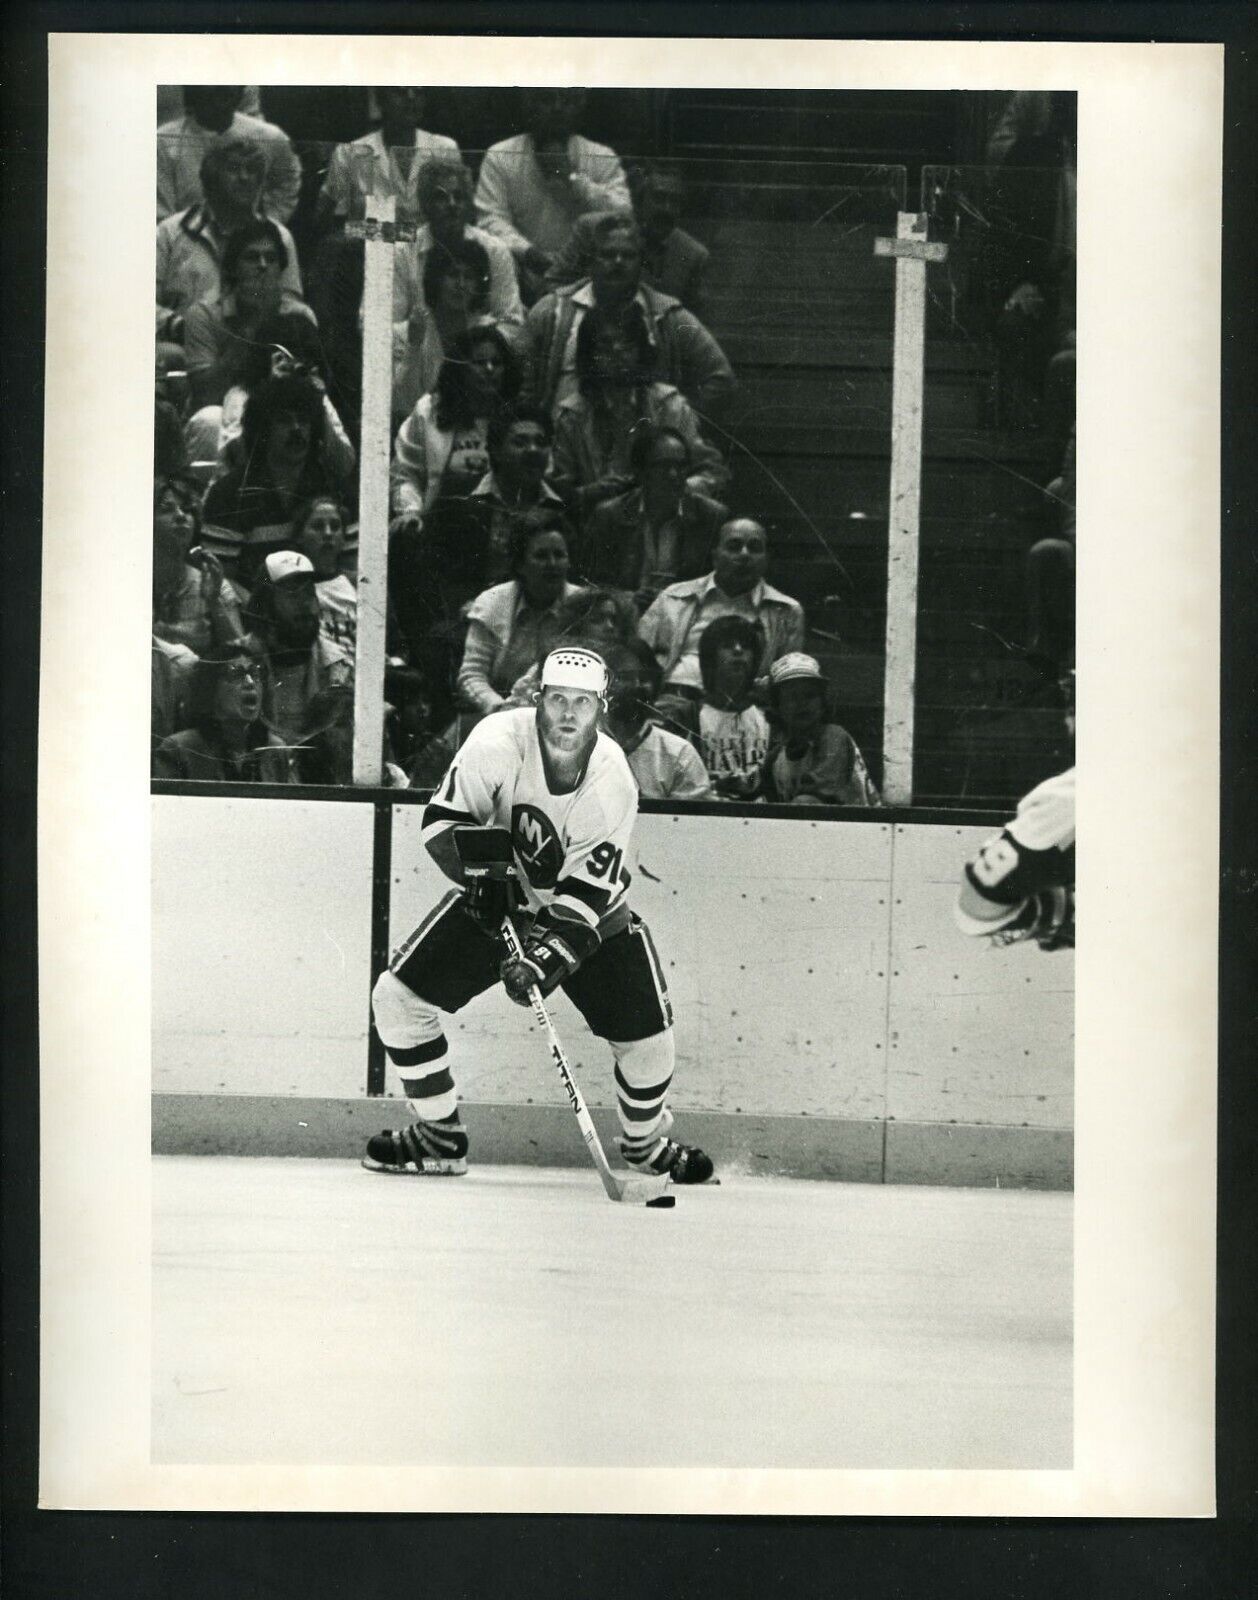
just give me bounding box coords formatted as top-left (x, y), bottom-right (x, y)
top-left (263, 549), bottom-right (316, 585)
top-left (540, 647), bottom-right (609, 696)
top-left (769, 652), bottom-right (825, 687)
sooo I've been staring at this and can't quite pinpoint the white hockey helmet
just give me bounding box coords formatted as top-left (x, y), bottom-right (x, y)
top-left (539, 646), bottom-right (609, 700)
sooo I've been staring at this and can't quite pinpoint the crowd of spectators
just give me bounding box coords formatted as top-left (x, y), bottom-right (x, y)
top-left (152, 82), bottom-right (1069, 805)
top-left (981, 89), bottom-right (1077, 682)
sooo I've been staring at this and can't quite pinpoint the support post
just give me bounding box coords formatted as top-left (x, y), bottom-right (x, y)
top-left (348, 190), bottom-right (403, 787)
top-left (874, 213), bottom-right (948, 805)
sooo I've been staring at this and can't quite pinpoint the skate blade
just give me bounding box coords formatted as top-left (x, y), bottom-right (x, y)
top-left (360, 1156), bottom-right (468, 1176)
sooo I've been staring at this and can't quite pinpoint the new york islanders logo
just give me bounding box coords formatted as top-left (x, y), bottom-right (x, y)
top-left (511, 804), bottom-right (564, 888)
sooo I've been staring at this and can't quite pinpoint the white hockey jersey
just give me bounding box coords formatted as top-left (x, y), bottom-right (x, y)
top-left (422, 708), bottom-right (639, 937)
top-left (1006, 766), bottom-right (1076, 854)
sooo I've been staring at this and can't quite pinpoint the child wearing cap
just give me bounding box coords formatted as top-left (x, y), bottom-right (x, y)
top-left (761, 653), bottom-right (881, 807)
top-left (240, 549), bottom-right (354, 748)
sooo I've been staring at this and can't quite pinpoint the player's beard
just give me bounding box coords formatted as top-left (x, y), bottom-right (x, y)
top-left (537, 700), bottom-right (598, 760)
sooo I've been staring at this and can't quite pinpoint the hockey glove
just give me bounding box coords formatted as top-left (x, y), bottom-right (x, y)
top-left (455, 826), bottom-right (523, 933)
top-left (454, 825), bottom-right (516, 878)
top-left (988, 886), bottom-right (1075, 951)
top-left (464, 875), bottom-right (525, 933)
top-left (500, 930), bottom-right (583, 1007)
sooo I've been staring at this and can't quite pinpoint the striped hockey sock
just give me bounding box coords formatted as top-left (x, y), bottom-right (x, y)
top-left (372, 970), bottom-right (461, 1124)
top-left (391, 1035), bottom-right (461, 1126)
top-left (612, 1031), bottom-right (675, 1165)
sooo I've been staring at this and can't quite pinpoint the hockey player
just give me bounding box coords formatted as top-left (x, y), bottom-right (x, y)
top-left (954, 765), bottom-right (1075, 950)
top-left (364, 645), bottom-right (715, 1183)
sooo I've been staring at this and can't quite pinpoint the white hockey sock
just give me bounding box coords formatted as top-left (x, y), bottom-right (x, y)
top-left (612, 1030), bottom-right (675, 1156)
top-left (371, 970), bottom-right (460, 1123)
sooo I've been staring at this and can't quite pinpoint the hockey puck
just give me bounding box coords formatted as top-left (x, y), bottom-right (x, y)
top-left (645, 1195), bottom-right (676, 1209)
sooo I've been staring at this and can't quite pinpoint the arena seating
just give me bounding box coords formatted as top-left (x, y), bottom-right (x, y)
top-left (154, 87), bottom-right (1073, 807)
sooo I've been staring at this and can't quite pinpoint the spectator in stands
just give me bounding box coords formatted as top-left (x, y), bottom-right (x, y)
top-left (434, 405), bottom-right (570, 593)
top-left (152, 474), bottom-right (245, 657)
top-left (392, 235), bottom-right (498, 419)
top-left (184, 309), bottom-right (354, 486)
top-left (154, 348), bottom-right (189, 478)
top-left (157, 85), bottom-right (302, 225)
top-left (291, 684), bottom-right (410, 788)
top-left (499, 583), bottom-right (638, 707)
top-left (408, 582), bottom-right (631, 789)
top-left (603, 638), bottom-right (713, 801)
top-left (285, 492), bottom-right (430, 757)
top-left (183, 220), bottom-right (317, 410)
top-left (157, 85), bottom-right (263, 125)
top-left (151, 634), bottom-right (197, 758)
top-left (391, 403), bottom-right (569, 725)
top-left (202, 376), bottom-right (340, 584)
top-left (985, 90), bottom-right (1076, 436)
top-left (551, 301), bottom-right (729, 523)
top-left (152, 645), bottom-right (296, 782)
top-left (455, 522), bottom-right (584, 715)
top-left (1025, 428), bottom-right (1076, 678)
top-left (575, 420), bottom-right (727, 605)
top-left (524, 211), bottom-right (735, 419)
top-left (639, 518), bottom-right (806, 700)
top-left (304, 240), bottom-right (368, 444)
top-left (288, 495), bottom-right (357, 651)
top-left (240, 550), bottom-right (354, 747)
top-left (389, 325), bottom-right (522, 534)
top-left (318, 87), bottom-right (460, 231)
top-left (547, 160), bottom-right (710, 314)
top-left (474, 88), bottom-right (631, 304)
top-left (759, 654), bottom-right (881, 806)
top-left (660, 614), bottom-right (771, 801)
top-left (156, 141), bottom-right (304, 350)
top-left (393, 155), bottom-right (524, 356)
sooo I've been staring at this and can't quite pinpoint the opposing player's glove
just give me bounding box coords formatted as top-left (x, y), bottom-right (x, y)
top-left (988, 886), bottom-right (1075, 951)
top-left (500, 930), bottom-right (583, 1007)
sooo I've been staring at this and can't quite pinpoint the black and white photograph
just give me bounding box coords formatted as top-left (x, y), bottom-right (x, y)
top-left (33, 30), bottom-right (1220, 1520)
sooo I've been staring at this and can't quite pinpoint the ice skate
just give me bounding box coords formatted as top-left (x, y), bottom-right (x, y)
top-left (361, 1116), bottom-right (468, 1176)
top-left (617, 1108), bottom-right (716, 1185)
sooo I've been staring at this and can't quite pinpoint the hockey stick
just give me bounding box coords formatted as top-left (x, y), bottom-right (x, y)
top-left (501, 916), bottom-right (672, 1206)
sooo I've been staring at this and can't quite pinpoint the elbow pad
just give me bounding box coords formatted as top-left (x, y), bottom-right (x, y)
top-left (964, 828), bottom-right (1070, 907)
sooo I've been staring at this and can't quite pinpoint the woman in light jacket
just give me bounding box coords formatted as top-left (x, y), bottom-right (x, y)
top-left (388, 324), bottom-right (521, 535)
top-left (455, 521), bottom-right (585, 715)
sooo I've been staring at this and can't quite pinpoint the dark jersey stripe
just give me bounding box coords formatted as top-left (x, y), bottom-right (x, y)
top-left (422, 802), bottom-right (476, 831)
top-left (555, 874), bottom-right (613, 913)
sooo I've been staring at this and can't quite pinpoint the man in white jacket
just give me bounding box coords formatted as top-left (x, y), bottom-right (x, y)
top-left (474, 89), bottom-right (630, 304)
top-left (157, 85), bottom-right (302, 225)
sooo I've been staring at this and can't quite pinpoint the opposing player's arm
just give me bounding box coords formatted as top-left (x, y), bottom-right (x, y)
top-left (955, 826), bottom-right (1074, 950)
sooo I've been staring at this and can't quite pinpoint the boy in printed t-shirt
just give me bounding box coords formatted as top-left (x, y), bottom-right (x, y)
top-left (658, 614), bottom-right (770, 801)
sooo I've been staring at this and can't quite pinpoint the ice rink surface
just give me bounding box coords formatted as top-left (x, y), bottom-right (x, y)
top-left (154, 1156), bottom-right (1071, 1470)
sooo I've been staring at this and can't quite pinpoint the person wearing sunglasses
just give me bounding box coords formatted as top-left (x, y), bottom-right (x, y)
top-left (152, 643), bottom-right (298, 783)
